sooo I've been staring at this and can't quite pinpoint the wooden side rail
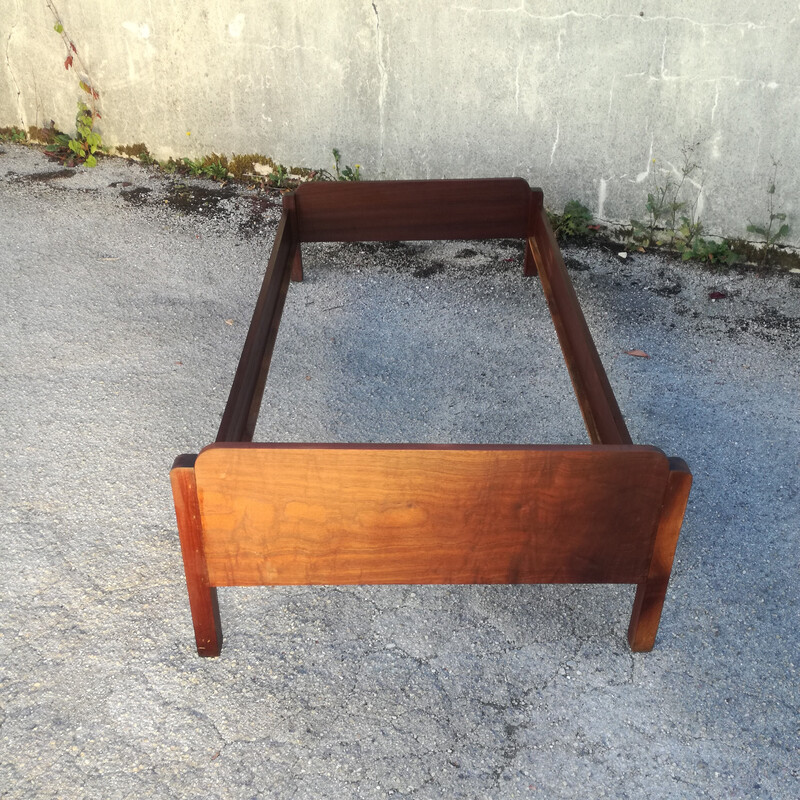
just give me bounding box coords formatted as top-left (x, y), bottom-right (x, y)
top-left (170, 444), bottom-right (689, 657)
top-left (216, 210), bottom-right (296, 443)
top-left (527, 206), bottom-right (632, 445)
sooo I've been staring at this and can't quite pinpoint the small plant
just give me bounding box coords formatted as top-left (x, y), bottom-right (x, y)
top-left (70, 102), bottom-right (101, 165)
top-left (673, 214), bottom-right (741, 266)
top-left (203, 160), bottom-right (229, 181)
top-left (180, 157), bottom-right (206, 177)
top-left (116, 142), bottom-right (156, 165)
top-left (630, 177), bottom-right (682, 248)
top-left (0, 126), bottom-right (27, 143)
top-left (332, 148), bottom-right (361, 181)
top-left (624, 138), bottom-right (752, 266)
top-left (176, 155), bottom-right (230, 181)
top-left (679, 232), bottom-right (741, 266)
top-left (228, 153), bottom-right (276, 181)
top-left (747, 158), bottom-right (791, 266)
top-left (46, 1), bottom-right (102, 167)
top-left (46, 101), bottom-right (102, 166)
top-left (268, 163), bottom-right (289, 188)
top-left (630, 140), bottom-right (703, 248)
top-left (675, 216), bottom-right (703, 251)
top-left (549, 200), bottom-right (593, 239)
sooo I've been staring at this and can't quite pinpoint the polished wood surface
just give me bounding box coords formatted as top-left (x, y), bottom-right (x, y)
top-left (528, 208), bottom-right (632, 445)
top-left (172, 178), bottom-right (692, 655)
top-left (170, 454), bottom-right (222, 657)
top-left (292, 178), bottom-right (541, 243)
top-left (195, 444), bottom-right (670, 588)
top-left (628, 458), bottom-right (693, 651)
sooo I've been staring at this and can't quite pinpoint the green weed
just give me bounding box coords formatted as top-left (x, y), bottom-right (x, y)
top-left (747, 159), bottom-right (791, 266)
top-left (0, 126), bottom-right (26, 143)
top-left (45, 101), bottom-right (102, 167)
top-left (332, 148), bottom-right (361, 181)
top-left (549, 200), bottom-right (593, 239)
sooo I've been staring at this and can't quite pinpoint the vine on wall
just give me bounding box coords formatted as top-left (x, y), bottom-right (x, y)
top-left (44, 0), bottom-right (102, 166)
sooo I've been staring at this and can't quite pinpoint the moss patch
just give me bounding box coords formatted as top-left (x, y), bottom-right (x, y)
top-left (116, 142), bottom-right (153, 161)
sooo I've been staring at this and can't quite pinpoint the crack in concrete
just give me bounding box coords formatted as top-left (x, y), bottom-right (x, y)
top-left (452, 6), bottom-right (773, 31)
top-left (5, 4), bottom-right (25, 126)
top-left (549, 118), bottom-right (559, 167)
top-left (711, 82), bottom-right (720, 123)
top-left (372, 1), bottom-right (387, 165)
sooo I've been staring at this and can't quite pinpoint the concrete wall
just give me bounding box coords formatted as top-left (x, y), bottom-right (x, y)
top-left (2, 1), bottom-right (798, 245)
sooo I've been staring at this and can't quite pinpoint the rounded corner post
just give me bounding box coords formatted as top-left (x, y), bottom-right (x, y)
top-left (627, 461), bottom-right (693, 651)
top-left (170, 460), bottom-right (223, 657)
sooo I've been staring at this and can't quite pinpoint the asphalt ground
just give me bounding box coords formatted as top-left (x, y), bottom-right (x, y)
top-left (1, 144), bottom-right (798, 799)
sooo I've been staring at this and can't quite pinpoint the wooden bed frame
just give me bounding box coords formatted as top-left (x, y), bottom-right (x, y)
top-left (170, 178), bottom-right (692, 657)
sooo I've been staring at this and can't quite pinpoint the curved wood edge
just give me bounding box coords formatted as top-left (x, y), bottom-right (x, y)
top-left (170, 455), bottom-right (222, 657)
top-left (628, 457), bottom-right (693, 651)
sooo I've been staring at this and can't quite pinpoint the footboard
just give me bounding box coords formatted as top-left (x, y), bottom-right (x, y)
top-left (170, 178), bottom-right (692, 657)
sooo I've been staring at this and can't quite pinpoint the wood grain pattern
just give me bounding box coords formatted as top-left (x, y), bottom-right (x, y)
top-left (170, 455), bottom-right (222, 657)
top-left (292, 179), bottom-right (542, 243)
top-left (172, 178), bottom-right (692, 655)
top-left (528, 207), bottom-right (632, 446)
top-left (628, 457), bottom-right (693, 651)
top-left (194, 444), bottom-right (670, 588)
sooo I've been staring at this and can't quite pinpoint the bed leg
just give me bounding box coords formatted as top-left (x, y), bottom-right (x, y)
top-left (523, 237), bottom-right (538, 277)
top-left (170, 455), bottom-right (223, 657)
top-left (290, 243), bottom-right (303, 282)
top-left (628, 458), bottom-right (692, 651)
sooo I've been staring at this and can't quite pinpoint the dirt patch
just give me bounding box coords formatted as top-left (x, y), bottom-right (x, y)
top-left (164, 183), bottom-right (235, 217)
top-left (20, 169), bottom-right (76, 182)
top-left (564, 256), bottom-right (590, 272)
top-left (737, 307), bottom-right (800, 345)
top-left (120, 186), bottom-right (152, 206)
top-left (238, 195), bottom-right (280, 238)
top-left (414, 262), bottom-right (446, 278)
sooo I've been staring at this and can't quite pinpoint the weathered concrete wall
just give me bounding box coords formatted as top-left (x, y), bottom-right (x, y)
top-left (2, 1), bottom-right (798, 244)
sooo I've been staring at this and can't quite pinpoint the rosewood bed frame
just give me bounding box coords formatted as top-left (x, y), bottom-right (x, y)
top-left (170, 178), bottom-right (691, 657)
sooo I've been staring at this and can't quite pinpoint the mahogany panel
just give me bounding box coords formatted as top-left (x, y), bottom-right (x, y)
top-left (292, 179), bottom-right (541, 243)
top-left (194, 443), bottom-right (670, 588)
